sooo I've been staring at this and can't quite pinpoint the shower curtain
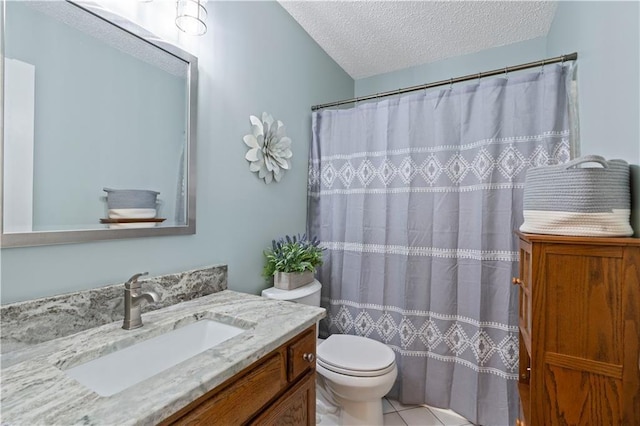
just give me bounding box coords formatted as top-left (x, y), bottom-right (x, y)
top-left (307, 64), bottom-right (576, 425)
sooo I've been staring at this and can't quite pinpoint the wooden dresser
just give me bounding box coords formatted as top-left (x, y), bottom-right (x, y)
top-left (514, 232), bottom-right (640, 426)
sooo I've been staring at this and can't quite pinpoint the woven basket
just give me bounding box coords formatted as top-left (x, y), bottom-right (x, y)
top-left (103, 188), bottom-right (159, 209)
top-left (520, 155), bottom-right (633, 237)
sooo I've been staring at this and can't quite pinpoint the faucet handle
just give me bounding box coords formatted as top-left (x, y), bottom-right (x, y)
top-left (125, 272), bottom-right (149, 289)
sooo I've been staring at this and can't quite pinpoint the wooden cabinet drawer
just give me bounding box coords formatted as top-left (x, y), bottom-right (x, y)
top-left (287, 327), bottom-right (316, 383)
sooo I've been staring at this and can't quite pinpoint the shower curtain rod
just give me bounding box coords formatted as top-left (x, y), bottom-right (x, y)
top-left (311, 52), bottom-right (578, 111)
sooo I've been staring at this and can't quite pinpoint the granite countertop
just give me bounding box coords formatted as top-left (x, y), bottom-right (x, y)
top-left (0, 290), bottom-right (325, 425)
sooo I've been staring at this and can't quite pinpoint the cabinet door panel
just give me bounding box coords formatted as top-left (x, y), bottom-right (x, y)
top-left (543, 246), bottom-right (623, 363)
top-left (518, 240), bottom-right (533, 350)
top-left (622, 248), bottom-right (640, 423)
top-left (544, 363), bottom-right (623, 425)
top-left (250, 371), bottom-right (316, 426)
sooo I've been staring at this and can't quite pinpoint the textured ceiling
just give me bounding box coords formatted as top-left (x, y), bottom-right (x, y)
top-left (278, 1), bottom-right (557, 79)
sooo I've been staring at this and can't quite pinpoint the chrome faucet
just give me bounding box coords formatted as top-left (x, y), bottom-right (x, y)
top-left (122, 272), bottom-right (160, 330)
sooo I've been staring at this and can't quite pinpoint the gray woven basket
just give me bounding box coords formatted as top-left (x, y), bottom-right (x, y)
top-left (520, 155), bottom-right (633, 236)
top-left (103, 188), bottom-right (159, 209)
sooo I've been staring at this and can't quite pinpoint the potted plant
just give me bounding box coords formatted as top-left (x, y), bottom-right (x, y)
top-left (263, 234), bottom-right (325, 290)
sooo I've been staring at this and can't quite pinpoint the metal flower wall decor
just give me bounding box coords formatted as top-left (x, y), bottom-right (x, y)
top-left (243, 112), bottom-right (293, 184)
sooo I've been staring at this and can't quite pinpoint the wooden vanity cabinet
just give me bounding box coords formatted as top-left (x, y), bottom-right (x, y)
top-left (161, 326), bottom-right (317, 426)
top-left (514, 232), bottom-right (640, 426)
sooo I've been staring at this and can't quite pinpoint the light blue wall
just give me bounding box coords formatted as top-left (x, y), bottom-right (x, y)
top-left (0, 1), bottom-right (354, 303)
top-left (546, 1), bottom-right (640, 236)
top-left (355, 37), bottom-right (547, 96)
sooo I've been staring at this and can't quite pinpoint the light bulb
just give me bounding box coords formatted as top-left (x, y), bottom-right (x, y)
top-left (175, 0), bottom-right (207, 36)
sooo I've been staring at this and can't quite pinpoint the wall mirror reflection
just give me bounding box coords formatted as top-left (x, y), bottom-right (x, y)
top-left (1, 1), bottom-right (197, 247)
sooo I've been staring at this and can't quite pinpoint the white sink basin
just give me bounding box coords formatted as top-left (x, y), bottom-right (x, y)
top-left (63, 319), bottom-right (245, 396)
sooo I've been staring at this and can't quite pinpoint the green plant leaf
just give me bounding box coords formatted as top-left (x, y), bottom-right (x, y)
top-left (262, 233), bottom-right (325, 280)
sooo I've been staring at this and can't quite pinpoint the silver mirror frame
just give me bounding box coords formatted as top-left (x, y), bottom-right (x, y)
top-left (0, 1), bottom-right (197, 247)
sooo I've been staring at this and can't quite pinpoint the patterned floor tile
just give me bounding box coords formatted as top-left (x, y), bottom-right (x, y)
top-left (397, 407), bottom-right (444, 426)
top-left (387, 398), bottom-right (420, 412)
top-left (383, 398), bottom-right (396, 414)
top-left (428, 406), bottom-right (472, 425)
top-left (383, 412), bottom-right (408, 426)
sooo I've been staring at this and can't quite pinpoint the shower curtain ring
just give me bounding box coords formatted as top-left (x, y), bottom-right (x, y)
top-left (541, 59), bottom-right (546, 72)
top-left (449, 78), bottom-right (454, 89)
top-left (504, 67), bottom-right (509, 80)
top-left (477, 72), bottom-right (482, 83)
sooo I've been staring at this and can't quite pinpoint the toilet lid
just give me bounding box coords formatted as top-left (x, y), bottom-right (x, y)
top-left (317, 335), bottom-right (396, 377)
top-left (261, 280), bottom-right (321, 300)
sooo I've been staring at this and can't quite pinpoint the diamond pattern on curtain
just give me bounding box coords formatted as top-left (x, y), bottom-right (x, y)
top-left (307, 64), bottom-right (575, 426)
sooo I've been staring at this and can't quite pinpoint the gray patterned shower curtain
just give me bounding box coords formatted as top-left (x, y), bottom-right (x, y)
top-left (307, 64), bottom-right (576, 425)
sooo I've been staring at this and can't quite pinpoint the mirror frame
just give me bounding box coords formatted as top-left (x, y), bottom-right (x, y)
top-left (0, 0), bottom-right (197, 247)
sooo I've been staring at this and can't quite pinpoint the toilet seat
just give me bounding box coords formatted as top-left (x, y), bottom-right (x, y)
top-left (317, 358), bottom-right (396, 377)
top-left (317, 335), bottom-right (396, 378)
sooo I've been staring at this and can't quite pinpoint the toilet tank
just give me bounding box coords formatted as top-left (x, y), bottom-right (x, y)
top-left (261, 280), bottom-right (321, 307)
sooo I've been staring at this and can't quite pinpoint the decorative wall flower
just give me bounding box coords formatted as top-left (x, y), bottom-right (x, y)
top-left (243, 112), bottom-right (293, 184)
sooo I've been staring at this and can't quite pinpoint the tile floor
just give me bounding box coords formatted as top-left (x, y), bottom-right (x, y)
top-left (383, 398), bottom-right (474, 426)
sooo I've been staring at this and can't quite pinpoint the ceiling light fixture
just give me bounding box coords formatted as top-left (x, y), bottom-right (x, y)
top-left (175, 0), bottom-right (207, 36)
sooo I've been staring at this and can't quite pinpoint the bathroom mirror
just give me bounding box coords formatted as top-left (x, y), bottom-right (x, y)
top-left (1, 1), bottom-right (197, 247)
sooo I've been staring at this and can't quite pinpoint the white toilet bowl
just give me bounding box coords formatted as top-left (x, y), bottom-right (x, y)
top-left (261, 281), bottom-right (397, 425)
top-left (316, 334), bottom-right (397, 426)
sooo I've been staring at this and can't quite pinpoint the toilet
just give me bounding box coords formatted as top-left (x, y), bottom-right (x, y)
top-left (262, 280), bottom-right (397, 426)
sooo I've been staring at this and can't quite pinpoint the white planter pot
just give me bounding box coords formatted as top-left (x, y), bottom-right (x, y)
top-left (274, 270), bottom-right (314, 290)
